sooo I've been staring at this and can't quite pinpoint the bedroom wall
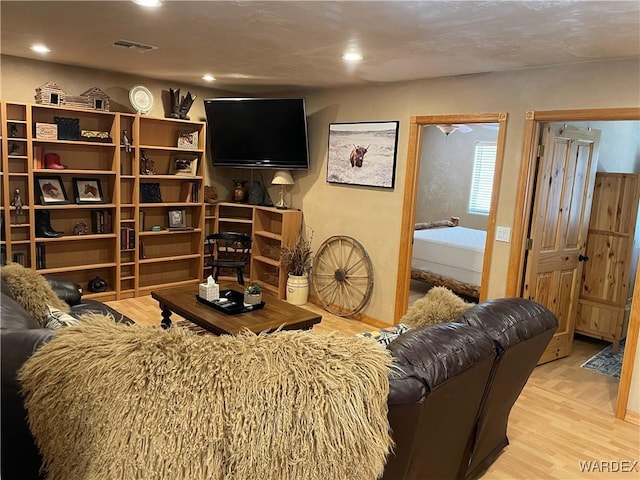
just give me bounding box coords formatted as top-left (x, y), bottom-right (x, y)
top-left (416, 124), bottom-right (497, 231)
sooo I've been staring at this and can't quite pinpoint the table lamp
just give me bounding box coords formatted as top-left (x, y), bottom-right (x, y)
top-left (271, 170), bottom-right (294, 209)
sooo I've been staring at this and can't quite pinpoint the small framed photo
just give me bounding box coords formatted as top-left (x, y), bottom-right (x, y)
top-left (177, 130), bottom-right (199, 150)
top-left (72, 178), bottom-right (105, 204)
top-left (170, 155), bottom-right (198, 177)
top-left (35, 176), bottom-right (69, 205)
top-left (168, 209), bottom-right (187, 229)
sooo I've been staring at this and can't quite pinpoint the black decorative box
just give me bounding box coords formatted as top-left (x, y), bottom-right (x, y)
top-left (195, 289), bottom-right (265, 315)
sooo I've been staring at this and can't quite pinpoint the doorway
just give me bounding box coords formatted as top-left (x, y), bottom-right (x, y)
top-left (394, 112), bottom-right (508, 320)
top-left (506, 108), bottom-right (640, 420)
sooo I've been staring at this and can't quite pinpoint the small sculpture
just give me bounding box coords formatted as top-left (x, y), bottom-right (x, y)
top-left (9, 124), bottom-right (18, 138)
top-left (169, 88), bottom-right (196, 120)
top-left (140, 149), bottom-right (156, 175)
top-left (122, 130), bottom-right (132, 153)
top-left (11, 188), bottom-right (23, 215)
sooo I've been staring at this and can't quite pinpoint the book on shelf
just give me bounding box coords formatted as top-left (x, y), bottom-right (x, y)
top-left (120, 227), bottom-right (135, 250)
top-left (33, 146), bottom-right (43, 169)
top-left (36, 243), bottom-right (46, 269)
top-left (92, 210), bottom-right (104, 234)
top-left (180, 182), bottom-right (193, 202)
top-left (12, 252), bottom-right (27, 267)
top-left (91, 210), bottom-right (113, 234)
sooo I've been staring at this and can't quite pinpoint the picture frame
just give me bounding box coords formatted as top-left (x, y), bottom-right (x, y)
top-left (168, 209), bottom-right (187, 229)
top-left (35, 176), bottom-right (70, 205)
top-left (170, 154), bottom-right (198, 177)
top-left (72, 178), bottom-right (105, 204)
top-left (177, 130), bottom-right (199, 150)
top-left (326, 121), bottom-right (399, 189)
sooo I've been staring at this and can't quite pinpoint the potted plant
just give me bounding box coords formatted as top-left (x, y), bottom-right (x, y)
top-left (244, 281), bottom-right (262, 305)
top-left (280, 227), bottom-right (313, 305)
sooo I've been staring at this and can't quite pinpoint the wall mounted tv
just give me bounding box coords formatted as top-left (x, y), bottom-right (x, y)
top-left (204, 97), bottom-right (310, 170)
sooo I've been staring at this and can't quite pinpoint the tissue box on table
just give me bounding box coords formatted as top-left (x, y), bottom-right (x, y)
top-left (199, 276), bottom-right (219, 301)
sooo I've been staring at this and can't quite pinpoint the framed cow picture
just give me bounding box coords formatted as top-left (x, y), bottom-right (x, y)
top-left (326, 121), bottom-right (399, 189)
top-left (72, 178), bottom-right (105, 204)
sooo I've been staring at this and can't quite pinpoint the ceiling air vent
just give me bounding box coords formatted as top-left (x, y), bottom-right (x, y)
top-left (112, 39), bottom-right (158, 53)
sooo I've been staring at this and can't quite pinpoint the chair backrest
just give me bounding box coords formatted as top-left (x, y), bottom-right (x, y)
top-left (456, 298), bottom-right (558, 479)
top-left (383, 322), bottom-right (497, 480)
top-left (205, 232), bottom-right (252, 266)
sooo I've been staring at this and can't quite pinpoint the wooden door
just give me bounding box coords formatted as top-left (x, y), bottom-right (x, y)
top-left (522, 124), bottom-right (601, 364)
top-left (576, 173), bottom-right (640, 353)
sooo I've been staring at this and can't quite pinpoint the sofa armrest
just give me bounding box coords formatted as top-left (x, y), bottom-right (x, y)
top-left (388, 363), bottom-right (426, 405)
top-left (45, 277), bottom-right (82, 306)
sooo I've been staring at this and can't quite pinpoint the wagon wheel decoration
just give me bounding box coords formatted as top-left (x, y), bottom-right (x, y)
top-left (312, 235), bottom-right (374, 317)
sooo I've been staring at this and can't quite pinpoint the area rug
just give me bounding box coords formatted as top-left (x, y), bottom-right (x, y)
top-left (580, 339), bottom-right (626, 378)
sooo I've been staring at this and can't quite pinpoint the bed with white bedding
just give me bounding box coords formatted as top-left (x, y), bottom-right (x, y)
top-left (411, 226), bottom-right (486, 298)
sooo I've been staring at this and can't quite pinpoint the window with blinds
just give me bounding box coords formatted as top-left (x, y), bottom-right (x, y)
top-left (468, 142), bottom-right (497, 215)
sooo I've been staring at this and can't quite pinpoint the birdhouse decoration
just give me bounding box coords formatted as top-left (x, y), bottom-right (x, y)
top-left (35, 83), bottom-right (110, 111)
top-left (35, 82), bottom-right (67, 106)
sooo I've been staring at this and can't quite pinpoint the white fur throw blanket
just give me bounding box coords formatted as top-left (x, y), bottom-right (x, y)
top-left (19, 318), bottom-right (393, 480)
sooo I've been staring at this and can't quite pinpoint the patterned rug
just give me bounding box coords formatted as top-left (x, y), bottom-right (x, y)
top-left (580, 339), bottom-right (626, 379)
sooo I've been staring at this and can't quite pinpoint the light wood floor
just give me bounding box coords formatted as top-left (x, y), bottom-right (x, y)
top-left (105, 295), bottom-right (640, 479)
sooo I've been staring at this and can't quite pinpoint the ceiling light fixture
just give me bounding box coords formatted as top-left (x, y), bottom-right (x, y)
top-left (132, 0), bottom-right (162, 7)
top-left (202, 74), bottom-right (216, 82)
top-left (30, 44), bottom-right (51, 54)
top-left (342, 52), bottom-right (363, 62)
top-left (437, 124), bottom-right (458, 136)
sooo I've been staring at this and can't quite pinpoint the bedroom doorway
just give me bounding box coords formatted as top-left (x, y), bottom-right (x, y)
top-left (394, 113), bottom-right (508, 320)
top-left (506, 108), bottom-right (640, 420)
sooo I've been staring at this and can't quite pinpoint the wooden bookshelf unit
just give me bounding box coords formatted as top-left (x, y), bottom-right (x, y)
top-left (211, 202), bottom-right (302, 299)
top-left (0, 100), bottom-right (206, 300)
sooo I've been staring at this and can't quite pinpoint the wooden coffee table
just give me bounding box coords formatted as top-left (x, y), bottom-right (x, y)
top-left (150, 282), bottom-right (322, 335)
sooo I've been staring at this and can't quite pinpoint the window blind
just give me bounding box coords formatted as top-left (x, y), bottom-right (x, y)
top-left (468, 142), bottom-right (497, 215)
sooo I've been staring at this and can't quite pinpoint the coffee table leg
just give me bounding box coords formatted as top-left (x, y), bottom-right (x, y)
top-left (160, 304), bottom-right (172, 329)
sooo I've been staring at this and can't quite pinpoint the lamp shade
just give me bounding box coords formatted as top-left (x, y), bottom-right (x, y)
top-left (271, 170), bottom-right (294, 185)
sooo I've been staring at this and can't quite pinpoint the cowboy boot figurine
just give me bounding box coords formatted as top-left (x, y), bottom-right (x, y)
top-left (169, 88), bottom-right (181, 119)
top-left (178, 91), bottom-right (196, 120)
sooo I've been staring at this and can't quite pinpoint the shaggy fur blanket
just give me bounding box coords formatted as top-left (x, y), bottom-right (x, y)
top-left (19, 318), bottom-right (393, 480)
top-left (401, 286), bottom-right (473, 329)
top-left (1, 263), bottom-right (69, 324)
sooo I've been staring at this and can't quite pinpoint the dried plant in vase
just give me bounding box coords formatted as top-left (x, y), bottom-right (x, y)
top-left (281, 227), bottom-right (314, 277)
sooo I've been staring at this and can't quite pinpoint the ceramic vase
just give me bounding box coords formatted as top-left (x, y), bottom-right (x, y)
top-left (286, 273), bottom-right (309, 305)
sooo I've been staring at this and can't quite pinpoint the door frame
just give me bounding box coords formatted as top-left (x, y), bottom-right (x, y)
top-left (506, 107), bottom-right (640, 420)
top-left (394, 112), bottom-right (508, 321)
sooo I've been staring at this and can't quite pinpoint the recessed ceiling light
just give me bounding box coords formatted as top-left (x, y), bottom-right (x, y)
top-left (132, 0), bottom-right (162, 7)
top-left (202, 74), bottom-right (216, 82)
top-left (31, 44), bottom-right (51, 54)
top-left (342, 52), bottom-right (363, 62)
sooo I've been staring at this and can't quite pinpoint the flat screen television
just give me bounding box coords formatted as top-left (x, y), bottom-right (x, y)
top-left (204, 97), bottom-right (309, 170)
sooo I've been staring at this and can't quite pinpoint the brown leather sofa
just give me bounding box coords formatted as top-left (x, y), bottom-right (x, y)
top-left (1, 279), bottom-right (133, 480)
top-left (1, 288), bottom-right (555, 480)
top-left (383, 297), bottom-right (557, 480)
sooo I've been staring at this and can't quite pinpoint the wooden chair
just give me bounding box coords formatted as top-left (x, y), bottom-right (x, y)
top-left (204, 232), bottom-right (252, 285)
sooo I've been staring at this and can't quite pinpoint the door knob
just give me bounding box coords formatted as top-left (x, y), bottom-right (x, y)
top-left (578, 254), bottom-right (589, 262)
